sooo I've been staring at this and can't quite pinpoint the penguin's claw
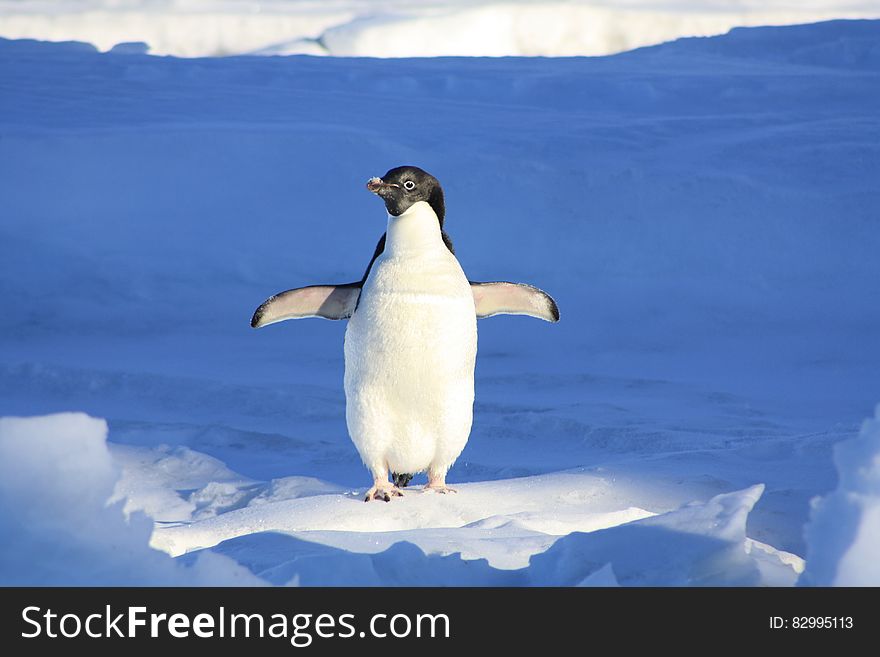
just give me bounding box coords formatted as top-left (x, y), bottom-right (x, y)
top-left (423, 484), bottom-right (457, 495)
top-left (364, 484), bottom-right (404, 502)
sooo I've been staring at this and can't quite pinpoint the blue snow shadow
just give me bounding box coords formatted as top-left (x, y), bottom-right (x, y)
top-left (190, 532), bottom-right (523, 586)
top-left (195, 522), bottom-right (762, 587)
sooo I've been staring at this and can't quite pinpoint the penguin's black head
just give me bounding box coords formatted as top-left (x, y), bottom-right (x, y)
top-left (366, 165), bottom-right (446, 227)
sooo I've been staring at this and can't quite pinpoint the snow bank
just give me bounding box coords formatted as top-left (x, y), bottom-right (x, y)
top-left (196, 484), bottom-right (801, 585)
top-left (0, 0), bottom-right (357, 57)
top-left (151, 470), bottom-right (657, 565)
top-left (0, 413), bottom-right (805, 586)
top-left (0, 413), bottom-right (264, 585)
top-left (530, 485), bottom-right (769, 586)
top-left (109, 443), bottom-right (258, 522)
top-left (0, 0), bottom-right (876, 57)
top-left (318, 2), bottom-right (873, 58)
top-left (800, 405), bottom-right (880, 586)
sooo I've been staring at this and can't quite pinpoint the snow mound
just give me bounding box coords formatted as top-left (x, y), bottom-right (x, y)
top-left (108, 41), bottom-right (150, 55)
top-left (0, 1), bottom-right (876, 57)
top-left (0, 410), bottom-right (802, 586)
top-left (109, 443), bottom-right (258, 522)
top-left (317, 3), bottom-right (875, 58)
top-left (0, 413), bottom-right (264, 586)
top-left (151, 471), bottom-right (657, 565)
top-left (642, 19), bottom-right (880, 70)
top-left (0, 0), bottom-right (356, 57)
top-left (800, 405), bottom-right (880, 586)
top-left (530, 484), bottom-right (772, 586)
top-left (196, 484), bottom-right (801, 585)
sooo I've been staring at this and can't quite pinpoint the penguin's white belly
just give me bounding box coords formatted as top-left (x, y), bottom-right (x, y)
top-left (344, 251), bottom-right (477, 476)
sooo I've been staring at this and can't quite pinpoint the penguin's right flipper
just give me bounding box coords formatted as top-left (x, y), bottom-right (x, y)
top-left (251, 284), bottom-right (361, 328)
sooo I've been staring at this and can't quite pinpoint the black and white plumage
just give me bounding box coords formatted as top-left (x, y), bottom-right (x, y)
top-left (251, 166), bottom-right (559, 502)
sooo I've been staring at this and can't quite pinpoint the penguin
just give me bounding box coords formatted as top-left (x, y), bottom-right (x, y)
top-left (251, 166), bottom-right (559, 502)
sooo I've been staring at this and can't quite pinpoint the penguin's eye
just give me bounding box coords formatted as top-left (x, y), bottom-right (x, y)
top-left (403, 180), bottom-right (415, 190)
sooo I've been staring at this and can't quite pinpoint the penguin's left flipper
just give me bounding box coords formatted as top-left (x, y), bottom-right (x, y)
top-left (470, 282), bottom-right (560, 322)
top-left (251, 283), bottom-right (361, 328)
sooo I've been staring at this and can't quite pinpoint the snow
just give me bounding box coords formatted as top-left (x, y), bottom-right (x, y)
top-left (1, 17), bottom-right (879, 585)
top-left (799, 405), bottom-right (880, 586)
top-left (0, 414), bottom-right (264, 585)
top-left (315, 2), bottom-right (877, 58)
top-left (150, 470), bottom-right (658, 565)
top-left (529, 484), bottom-right (770, 586)
top-left (0, 1), bottom-right (878, 57)
top-left (181, 484), bottom-right (799, 586)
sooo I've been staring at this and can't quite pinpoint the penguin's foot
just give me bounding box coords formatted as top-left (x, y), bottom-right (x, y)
top-left (423, 482), bottom-right (457, 495)
top-left (364, 483), bottom-right (404, 503)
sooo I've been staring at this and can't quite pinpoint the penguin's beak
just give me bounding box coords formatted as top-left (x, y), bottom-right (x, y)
top-left (366, 177), bottom-right (399, 197)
